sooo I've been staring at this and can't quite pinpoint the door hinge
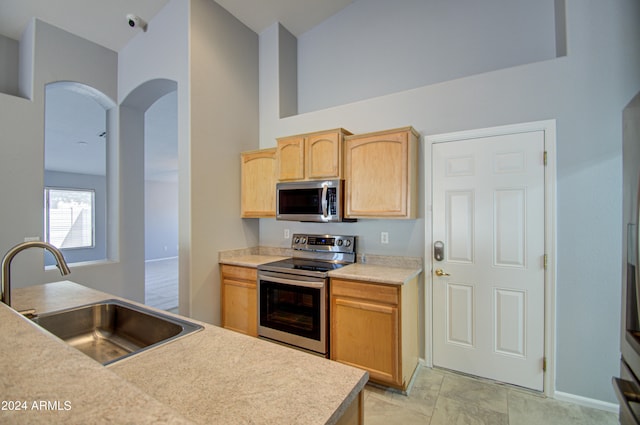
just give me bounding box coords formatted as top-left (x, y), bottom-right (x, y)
top-left (543, 357), bottom-right (547, 372)
top-left (543, 254), bottom-right (548, 270)
top-left (543, 151), bottom-right (548, 166)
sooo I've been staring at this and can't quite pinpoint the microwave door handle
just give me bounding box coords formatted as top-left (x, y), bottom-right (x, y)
top-left (321, 183), bottom-right (329, 218)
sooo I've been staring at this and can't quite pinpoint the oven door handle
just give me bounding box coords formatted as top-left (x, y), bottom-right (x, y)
top-left (259, 274), bottom-right (325, 289)
top-left (613, 377), bottom-right (640, 424)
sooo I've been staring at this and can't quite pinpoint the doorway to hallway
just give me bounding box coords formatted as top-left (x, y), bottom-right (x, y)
top-left (145, 257), bottom-right (178, 313)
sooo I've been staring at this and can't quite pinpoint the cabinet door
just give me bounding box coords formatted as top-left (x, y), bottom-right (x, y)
top-left (345, 127), bottom-right (418, 218)
top-left (277, 137), bottom-right (305, 181)
top-left (331, 296), bottom-right (400, 386)
top-left (306, 132), bottom-right (341, 179)
top-left (222, 279), bottom-right (257, 336)
top-left (241, 149), bottom-right (276, 218)
top-left (221, 265), bottom-right (258, 337)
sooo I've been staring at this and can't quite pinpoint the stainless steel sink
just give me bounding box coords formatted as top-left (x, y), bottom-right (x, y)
top-left (33, 299), bottom-right (202, 365)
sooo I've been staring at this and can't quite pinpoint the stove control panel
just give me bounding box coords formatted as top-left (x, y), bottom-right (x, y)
top-left (292, 234), bottom-right (356, 253)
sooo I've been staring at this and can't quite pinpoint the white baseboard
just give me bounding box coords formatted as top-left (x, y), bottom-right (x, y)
top-left (145, 256), bottom-right (178, 263)
top-left (553, 391), bottom-right (619, 414)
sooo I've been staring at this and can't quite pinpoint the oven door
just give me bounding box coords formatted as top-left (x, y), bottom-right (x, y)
top-left (257, 270), bottom-right (327, 355)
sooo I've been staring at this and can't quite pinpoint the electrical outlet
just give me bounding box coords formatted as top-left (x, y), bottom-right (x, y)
top-left (381, 232), bottom-right (389, 244)
top-left (284, 229), bottom-right (290, 239)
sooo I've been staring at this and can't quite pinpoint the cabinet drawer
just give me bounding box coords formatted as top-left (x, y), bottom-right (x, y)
top-left (331, 279), bottom-right (398, 305)
top-left (221, 264), bottom-right (257, 281)
top-left (224, 279), bottom-right (256, 289)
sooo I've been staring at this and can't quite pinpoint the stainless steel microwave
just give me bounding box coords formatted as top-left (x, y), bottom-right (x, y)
top-left (276, 180), bottom-right (352, 222)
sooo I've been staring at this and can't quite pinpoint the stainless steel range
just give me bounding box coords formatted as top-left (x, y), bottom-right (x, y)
top-left (257, 234), bottom-right (356, 357)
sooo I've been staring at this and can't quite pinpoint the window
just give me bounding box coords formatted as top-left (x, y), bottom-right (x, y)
top-left (45, 188), bottom-right (95, 249)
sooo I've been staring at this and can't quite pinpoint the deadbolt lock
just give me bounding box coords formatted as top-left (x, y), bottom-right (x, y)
top-left (434, 241), bottom-right (444, 261)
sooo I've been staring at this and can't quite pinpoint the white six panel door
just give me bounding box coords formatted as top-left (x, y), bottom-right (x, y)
top-left (432, 131), bottom-right (545, 391)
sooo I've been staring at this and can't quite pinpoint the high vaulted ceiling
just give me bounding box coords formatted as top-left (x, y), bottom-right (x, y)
top-left (0, 0), bottom-right (353, 181)
top-left (0, 0), bottom-right (353, 51)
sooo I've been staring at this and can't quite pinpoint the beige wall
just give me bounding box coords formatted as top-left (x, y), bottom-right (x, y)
top-left (258, 0), bottom-right (640, 405)
top-left (0, 20), bottom-right (122, 295)
top-left (188, 0), bottom-right (259, 324)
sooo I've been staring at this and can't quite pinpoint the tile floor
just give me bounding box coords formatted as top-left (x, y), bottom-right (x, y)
top-left (364, 367), bottom-right (619, 425)
top-left (145, 257), bottom-right (178, 312)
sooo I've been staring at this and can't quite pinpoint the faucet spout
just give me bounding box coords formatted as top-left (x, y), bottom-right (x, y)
top-left (1, 241), bottom-right (71, 306)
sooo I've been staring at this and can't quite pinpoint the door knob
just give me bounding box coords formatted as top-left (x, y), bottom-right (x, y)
top-left (435, 268), bottom-right (450, 277)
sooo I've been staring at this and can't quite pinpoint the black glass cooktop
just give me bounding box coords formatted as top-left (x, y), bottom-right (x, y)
top-left (258, 258), bottom-right (349, 276)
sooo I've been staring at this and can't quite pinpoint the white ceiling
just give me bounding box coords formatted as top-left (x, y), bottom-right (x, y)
top-left (1, 0), bottom-right (352, 181)
top-left (0, 0), bottom-right (170, 52)
top-left (0, 0), bottom-right (353, 51)
top-left (215, 0), bottom-right (353, 37)
top-left (44, 83), bottom-right (177, 182)
top-left (44, 83), bottom-right (111, 177)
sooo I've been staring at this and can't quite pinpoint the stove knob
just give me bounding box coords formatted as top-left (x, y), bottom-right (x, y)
top-left (301, 237), bottom-right (307, 244)
top-left (294, 237), bottom-right (300, 244)
top-left (336, 239), bottom-right (343, 246)
top-left (345, 240), bottom-right (352, 247)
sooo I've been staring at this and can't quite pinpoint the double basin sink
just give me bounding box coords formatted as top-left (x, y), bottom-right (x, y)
top-left (32, 299), bottom-right (203, 365)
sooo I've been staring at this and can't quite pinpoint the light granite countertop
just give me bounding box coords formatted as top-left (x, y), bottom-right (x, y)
top-left (0, 285), bottom-right (194, 424)
top-left (328, 263), bottom-right (421, 285)
top-left (219, 254), bottom-right (288, 268)
top-left (6, 281), bottom-right (368, 425)
top-left (219, 247), bottom-right (423, 285)
top-left (218, 246), bottom-right (291, 268)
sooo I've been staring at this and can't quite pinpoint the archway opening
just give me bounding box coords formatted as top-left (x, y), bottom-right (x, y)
top-left (120, 78), bottom-right (179, 311)
top-left (44, 81), bottom-right (114, 266)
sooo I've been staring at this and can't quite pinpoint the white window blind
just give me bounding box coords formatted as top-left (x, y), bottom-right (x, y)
top-left (45, 188), bottom-right (95, 249)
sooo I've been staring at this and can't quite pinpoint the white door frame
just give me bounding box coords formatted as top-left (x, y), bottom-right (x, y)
top-left (424, 120), bottom-right (557, 397)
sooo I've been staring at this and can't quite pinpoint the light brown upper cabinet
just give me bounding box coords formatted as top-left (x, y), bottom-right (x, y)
top-left (241, 148), bottom-right (277, 218)
top-left (344, 127), bottom-right (419, 219)
top-left (277, 128), bottom-right (352, 181)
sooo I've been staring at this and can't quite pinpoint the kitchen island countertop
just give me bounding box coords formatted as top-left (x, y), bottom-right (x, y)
top-left (6, 281), bottom-right (367, 424)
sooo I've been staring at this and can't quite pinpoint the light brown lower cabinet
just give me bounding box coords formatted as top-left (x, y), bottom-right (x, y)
top-left (220, 264), bottom-right (257, 337)
top-left (330, 277), bottom-right (419, 391)
top-left (336, 390), bottom-right (363, 425)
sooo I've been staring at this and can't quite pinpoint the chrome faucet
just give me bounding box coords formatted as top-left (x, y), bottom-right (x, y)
top-left (1, 241), bottom-right (71, 306)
